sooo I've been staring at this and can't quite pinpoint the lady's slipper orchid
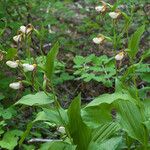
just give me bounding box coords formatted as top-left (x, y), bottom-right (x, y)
top-left (6, 60), bottom-right (19, 68)
top-left (9, 81), bottom-right (22, 90)
top-left (13, 34), bottom-right (22, 43)
top-left (19, 24), bottom-right (34, 34)
top-left (19, 26), bottom-right (26, 33)
top-left (109, 11), bottom-right (121, 19)
top-left (95, 5), bottom-right (106, 13)
top-left (93, 35), bottom-right (105, 44)
top-left (115, 52), bottom-right (124, 60)
top-left (22, 63), bottom-right (36, 72)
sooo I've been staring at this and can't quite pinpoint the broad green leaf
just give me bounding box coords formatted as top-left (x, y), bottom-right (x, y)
top-left (91, 122), bottom-right (120, 143)
top-left (128, 25), bottom-right (145, 58)
top-left (45, 42), bottom-right (59, 81)
top-left (15, 92), bottom-right (53, 106)
top-left (98, 137), bottom-right (122, 150)
top-left (89, 136), bottom-right (122, 150)
top-left (82, 104), bottom-right (112, 128)
top-left (40, 141), bottom-right (76, 150)
top-left (114, 100), bottom-right (148, 145)
top-left (83, 90), bottom-right (138, 128)
top-left (85, 92), bottom-right (136, 108)
top-left (34, 107), bottom-right (68, 125)
top-left (67, 95), bottom-right (91, 150)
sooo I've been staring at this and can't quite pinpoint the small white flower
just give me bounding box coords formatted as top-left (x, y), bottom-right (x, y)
top-left (13, 34), bottom-right (22, 42)
top-left (19, 26), bottom-right (26, 33)
top-left (95, 5), bottom-right (106, 12)
top-left (9, 82), bottom-right (22, 90)
top-left (93, 36), bottom-right (105, 44)
top-left (22, 63), bottom-right (36, 72)
top-left (115, 52), bottom-right (124, 60)
top-left (6, 60), bottom-right (19, 68)
top-left (109, 12), bottom-right (121, 19)
top-left (58, 126), bottom-right (65, 134)
top-left (19, 24), bottom-right (34, 34)
top-left (95, 6), bottom-right (103, 12)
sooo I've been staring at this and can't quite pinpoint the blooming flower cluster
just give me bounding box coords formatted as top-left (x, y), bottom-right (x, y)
top-left (6, 60), bottom-right (37, 89)
top-left (95, 1), bottom-right (121, 19)
top-left (95, 1), bottom-right (107, 13)
top-left (93, 1), bottom-right (124, 61)
top-left (13, 24), bottom-right (35, 43)
top-left (93, 1), bottom-right (122, 45)
top-left (7, 24), bottom-right (38, 90)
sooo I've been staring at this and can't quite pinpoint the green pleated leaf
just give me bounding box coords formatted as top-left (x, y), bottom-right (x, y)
top-left (34, 107), bottom-right (68, 126)
top-left (82, 91), bottom-right (137, 128)
top-left (91, 122), bottom-right (120, 143)
top-left (45, 42), bottom-right (59, 81)
top-left (128, 25), bottom-right (145, 58)
top-left (67, 95), bottom-right (91, 150)
top-left (40, 141), bottom-right (76, 150)
top-left (88, 136), bottom-right (122, 150)
top-left (114, 100), bottom-right (148, 145)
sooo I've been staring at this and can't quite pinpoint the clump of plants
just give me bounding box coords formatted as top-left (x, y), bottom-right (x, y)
top-left (0, 0), bottom-right (149, 150)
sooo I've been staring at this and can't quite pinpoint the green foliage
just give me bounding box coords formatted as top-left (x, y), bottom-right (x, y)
top-left (73, 54), bottom-right (115, 87)
top-left (67, 95), bottom-right (91, 150)
top-left (0, 130), bottom-right (23, 150)
top-left (45, 42), bottom-right (59, 81)
top-left (15, 92), bottom-right (54, 106)
top-left (115, 100), bottom-right (148, 145)
top-left (40, 141), bottom-right (76, 150)
top-left (128, 25), bottom-right (145, 59)
top-left (0, 0), bottom-right (149, 149)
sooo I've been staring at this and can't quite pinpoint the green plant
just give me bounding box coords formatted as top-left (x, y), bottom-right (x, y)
top-left (0, 0), bottom-right (149, 149)
top-left (73, 54), bottom-right (115, 87)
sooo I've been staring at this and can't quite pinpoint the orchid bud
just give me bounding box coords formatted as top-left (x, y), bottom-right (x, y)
top-left (22, 63), bottom-right (37, 72)
top-left (6, 60), bottom-right (19, 68)
top-left (9, 81), bottom-right (22, 90)
top-left (115, 52), bottom-right (124, 61)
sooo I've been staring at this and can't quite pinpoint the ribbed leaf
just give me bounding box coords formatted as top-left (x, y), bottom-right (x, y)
top-left (114, 100), bottom-right (148, 145)
top-left (34, 107), bottom-right (68, 125)
top-left (40, 141), bottom-right (76, 150)
top-left (82, 104), bottom-right (112, 128)
top-left (88, 137), bottom-right (122, 150)
top-left (82, 91), bottom-right (137, 128)
top-left (67, 95), bottom-right (91, 150)
top-left (45, 42), bottom-right (59, 81)
top-left (91, 122), bottom-right (120, 143)
top-left (128, 25), bottom-right (145, 58)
